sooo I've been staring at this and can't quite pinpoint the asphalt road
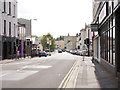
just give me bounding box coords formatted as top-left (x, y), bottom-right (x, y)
top-left (0, 52), bottom-right (81, 88)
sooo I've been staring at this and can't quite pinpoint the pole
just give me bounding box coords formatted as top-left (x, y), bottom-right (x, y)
top-left (49, 41), bottom-right (50, 56)
top-left (30, 19), bottom-right (32, 58)
top-left (88, 28), bottom-right (90, 56)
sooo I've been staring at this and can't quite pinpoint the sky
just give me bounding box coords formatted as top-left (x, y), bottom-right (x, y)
top-left (17, 0), bottom-right (93, 38)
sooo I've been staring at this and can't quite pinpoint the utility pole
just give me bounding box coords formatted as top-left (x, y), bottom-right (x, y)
top-left (30, 19), bottom-right (37, 58)
top-left (88, 28), bottom-right (90, 56)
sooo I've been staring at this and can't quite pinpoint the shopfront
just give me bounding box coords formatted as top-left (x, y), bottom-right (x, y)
top-left (0, 35), bottom-right (2, 60)
top-left (98, 2), bottom-right (120, 76)
top-left (2, 36), bottom-right (16, 59)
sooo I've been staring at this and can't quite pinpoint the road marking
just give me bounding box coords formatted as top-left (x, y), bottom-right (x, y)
top-left (58, 60), bottom-right (78, 88)
top-left (21, 65), bottom-right (52, 69)
top-left (0, 73), bottom-right (9, 78)
top-left (1, 70), bottom-right (38, 81)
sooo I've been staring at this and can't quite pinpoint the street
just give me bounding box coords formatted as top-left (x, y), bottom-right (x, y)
top-left (0, 52), bottom-right (80, 88)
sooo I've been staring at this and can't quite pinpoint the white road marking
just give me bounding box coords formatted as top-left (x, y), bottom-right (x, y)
top-left (0, 70), bottom-right (38, 81)
top-left (21, 65), bottom-right (52, 69)
top-left (0, 73), bottom-right (9, 78)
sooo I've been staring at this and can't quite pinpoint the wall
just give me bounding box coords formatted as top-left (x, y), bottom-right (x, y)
top-left (18, 18), bottom-right (31, 37)
top-left (56, 40), bottom-right (64, 49)
top-left (1, 0), bottom-right (17, 37)
top-left (64, 36), bottom-right (77, 50)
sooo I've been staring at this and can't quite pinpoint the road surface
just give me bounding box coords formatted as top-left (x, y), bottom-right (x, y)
top-left (0, 52), bottom-right (81, 88)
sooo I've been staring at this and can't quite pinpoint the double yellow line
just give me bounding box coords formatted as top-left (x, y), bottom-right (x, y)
top-left (58, 60), bottom-right (80, 89)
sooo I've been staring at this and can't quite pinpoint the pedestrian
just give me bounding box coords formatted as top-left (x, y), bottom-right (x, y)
top-left (17, 50), bottom-right (20, 59)
top-left (24, 50), bottom-right (26, 58)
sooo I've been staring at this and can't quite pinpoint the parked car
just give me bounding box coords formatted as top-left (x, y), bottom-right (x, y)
top-left (45, 50), bottom-right (51, 56)
top-left (39, 51), bottom-right (47, 57)
top-left (70, 50), bottom-right (77, 55)
top-left (80, 50), bottom-right (88, 56)
top-left (58, 49), bottom-right (62, 53)
top-left (66, 49), bottom-right (70, 53)
top-left (61, 49), bottom-right (66, 52)
top-left (76, 50), bottom-right (81, 55)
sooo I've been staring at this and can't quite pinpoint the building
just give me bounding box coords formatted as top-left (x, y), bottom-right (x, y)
top-left (76, 33), bottom-right (81, 50)
top-left (1, 0), bottom-right (17, 59)
top-left (64, 36), bottom-right (77, 50)
top-left (76, 26), bottom-right (92, 56)
top-left (55, 40), bottom-right (64, 49)
top-left (18, 18), bottom-right (31, 37)
top-left (37, 36), bottom-right (43, 51)
top-left (79, 29), bottom-right (88, 51)
top-left (17, 23), bottom-right (26, 57)
top-left (18, 18), bottom-right (32, 57)
top-left (0, 0), bottom-right (2, 60)
top-left (92, 1), bottom-right (120, 77)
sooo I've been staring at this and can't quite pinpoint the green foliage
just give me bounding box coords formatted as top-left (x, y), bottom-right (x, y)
top-left (40, 33), bottom-right (56, 50)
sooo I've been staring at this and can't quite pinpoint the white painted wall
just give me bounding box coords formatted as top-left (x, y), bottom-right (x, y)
top-left (1, 0), bottom-right (17, 37)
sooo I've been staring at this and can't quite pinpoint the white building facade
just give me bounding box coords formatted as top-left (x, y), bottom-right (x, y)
top-left (1, 0), bottom-right (17, 59)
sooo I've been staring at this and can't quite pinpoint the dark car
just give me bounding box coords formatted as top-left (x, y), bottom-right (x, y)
top-left (61, 49), bottom-right (66, 52)
top-left (39, 51), bottom-right (47, 57)
top-left (58, 49), bottom-right (62, 53)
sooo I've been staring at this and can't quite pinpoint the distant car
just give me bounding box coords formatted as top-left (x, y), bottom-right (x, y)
top-left (76, 50), bottom-right (81, 55)
top-left (58, 49), bottom-right (62, 53)
top-left (39, 51), bottom-right (47, 57)
top-left (80, 50), bottom-right (88, 56)
top-left (45, 50), bottom-right (51, 56)
top-left (61, 49), bottom-right (66, 52)
top-left (70, 50), bottom-right (77, 55)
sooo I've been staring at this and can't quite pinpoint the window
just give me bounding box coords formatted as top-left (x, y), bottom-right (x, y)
top-left (4, 20), bottom-right (6, 35)
top-left (9, 2), bottom-right (11, 15)
top-left (14, 24), bottom-right (16, 36)
top-left (100, 16), bottom-right (115, 66)
top-left (13, 5), bottom-right (15, 17)
top-left (108, 30), bottom-right (110, 62)
top-left (9, 22), bottom-right (11, 36)
top-left (3, 0), bottom-right (6, 13)
top-left (108, 1), bottom-right (112, 14)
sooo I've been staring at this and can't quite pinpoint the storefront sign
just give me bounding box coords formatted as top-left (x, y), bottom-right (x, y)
top-left (99, 3), bottom-right (106, 23)
top-left (91, 24), bottom-right (98, 31)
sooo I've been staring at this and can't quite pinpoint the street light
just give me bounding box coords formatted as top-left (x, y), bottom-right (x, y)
top-left (47, 38), bottom-right (51, 56)
top-left (30, 19), bottom-right (37, 58)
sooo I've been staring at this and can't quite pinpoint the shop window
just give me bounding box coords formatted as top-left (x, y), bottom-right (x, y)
top-left (110, 29), bottom-right (113, 64)
top-left (108, 30), bottom-right (110, 62)
top-left (105, 31), bottom-right (108, 61)
top-left (113, 27), bottom-right (115, 65)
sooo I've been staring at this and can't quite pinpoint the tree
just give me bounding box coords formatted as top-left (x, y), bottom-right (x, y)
top-left (40, 33), bottom-right (56, 50)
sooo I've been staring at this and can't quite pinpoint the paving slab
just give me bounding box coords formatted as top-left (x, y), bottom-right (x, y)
top-left (75, 57), bottom-right (118, 88)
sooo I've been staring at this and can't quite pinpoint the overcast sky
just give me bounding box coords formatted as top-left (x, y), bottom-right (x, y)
top-left (17, 0), bottom-right (93, 38)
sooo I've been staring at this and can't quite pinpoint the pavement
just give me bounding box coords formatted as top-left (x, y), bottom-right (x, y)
top-left (65, 56), bottom-right (119, 88)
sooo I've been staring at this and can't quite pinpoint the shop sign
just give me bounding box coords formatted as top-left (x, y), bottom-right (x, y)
top-left (99, 3), bottom-right (106, 23)
top-left (91, 24), bottom-right (98, 31)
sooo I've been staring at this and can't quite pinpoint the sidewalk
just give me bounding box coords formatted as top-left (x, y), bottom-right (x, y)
top-left (75, 57), bottom-right (119, 88)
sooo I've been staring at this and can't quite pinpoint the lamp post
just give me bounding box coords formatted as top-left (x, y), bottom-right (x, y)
top-left (47, 38), bottom-right (51, 56)
top-left (30, 19), bottom-right (37, 58)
